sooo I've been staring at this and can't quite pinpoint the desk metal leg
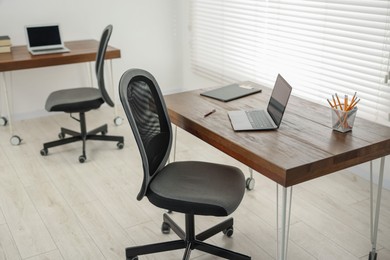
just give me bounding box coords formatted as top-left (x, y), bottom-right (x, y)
top-left (169, 125), bottom-right (178, 163)
top-left (1, 72), bottom-right (21, 145)
top-left (368, 157), bottom-right (385, 260)
top-left (173, 125), bottom-right (178, 162)
top-left (0, 72), bottom-right (8, 126)
top-left (165, 125), bottom-right (178, 214)
top-left (108, 60), bottom-right (123, 126)
top-left (88, 61), bottom-right (94, 87)
top-left (276, 185), bottom-right (293, 260)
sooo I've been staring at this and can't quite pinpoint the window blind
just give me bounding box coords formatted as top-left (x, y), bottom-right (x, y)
top-left (191, 0), bottom-right (390, 123)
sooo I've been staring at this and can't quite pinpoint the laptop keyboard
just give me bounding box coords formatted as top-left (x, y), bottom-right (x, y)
top-left (246, 110), bottom-right (274, 128)
top-left (33, 47), bottom-right (65, 52)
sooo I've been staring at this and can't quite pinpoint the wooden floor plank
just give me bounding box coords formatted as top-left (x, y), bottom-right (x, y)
top-left (72, 200), bottom-right (134, 260)
top-left (0, 165), bottom-right (56, 259)
top-left (0, 224), bottom-right (21, 260)
top-left (26, 250), bottom-right (63, 260)
top-left (25, 182), bottom-right (105, 260)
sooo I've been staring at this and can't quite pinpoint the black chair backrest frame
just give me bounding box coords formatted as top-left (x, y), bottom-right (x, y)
top-left (119, 69), bottom-right (173, 200)
top-left (96, 25), bottom-right (114, 107)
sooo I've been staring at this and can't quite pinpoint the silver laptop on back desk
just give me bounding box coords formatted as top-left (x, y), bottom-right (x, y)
top-left (25, 24), bottom-right (70, 55)
top-left (228, 74), bottom-right (292, 131)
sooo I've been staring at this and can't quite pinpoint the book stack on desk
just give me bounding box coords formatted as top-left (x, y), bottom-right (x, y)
top-left (0, 35), bottom-right (12, 53)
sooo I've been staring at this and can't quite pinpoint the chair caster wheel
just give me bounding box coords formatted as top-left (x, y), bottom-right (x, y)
top-left (127, 256), bottom-right (138, 260)
top-left (223, 226), bottom-right (234, 237)
top-left (114, 116), bottom-right (123, 126)
top-left (10, 135), bottom-right (21, 146)
top-left (246, 177), bottom-right (255, 190)
top-left (117, 142), bottom-right (124, 149)
top-left (79, 155), bottom-right (86, 163)
top-left (161, 222), bottom-right (170, 234)
top-left (58, 132), bottom-right (65, 139)
top-left (101, 131), bottom-right (107, 135)
top-left (0, 116), bottom-right (7, 126)
top-left (40, 149), bottom-right (48, 156)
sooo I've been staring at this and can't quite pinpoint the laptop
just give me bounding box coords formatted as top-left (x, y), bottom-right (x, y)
top-left (25, 24), bottom-right (70, 55)
top-left (228, 74), bottom-right (292, 131)
top-left (200, 83), bottom-right (262, 102)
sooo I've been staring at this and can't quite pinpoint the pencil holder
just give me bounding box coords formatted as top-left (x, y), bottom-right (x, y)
top-left (331, 107), bottom-right (357, 132)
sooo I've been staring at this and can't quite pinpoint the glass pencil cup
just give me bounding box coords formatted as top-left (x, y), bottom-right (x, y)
top-left (331, 107), bottom-right (357, 133)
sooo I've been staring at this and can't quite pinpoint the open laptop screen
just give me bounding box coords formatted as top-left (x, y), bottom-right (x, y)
top-left (26, 25), bottom-right (62, 47)
top-left (267, 74), bottom-right (292, 126)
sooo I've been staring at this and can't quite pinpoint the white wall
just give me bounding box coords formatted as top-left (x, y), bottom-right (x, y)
top-left (0, 0), bottom-right (181, 119)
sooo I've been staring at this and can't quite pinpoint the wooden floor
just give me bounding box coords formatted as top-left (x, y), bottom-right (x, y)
top-left (0, 107), bottom-right (389, 260)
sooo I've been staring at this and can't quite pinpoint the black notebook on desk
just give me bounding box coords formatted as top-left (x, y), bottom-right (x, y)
top-left (200, 83), bottom-right (262, 102)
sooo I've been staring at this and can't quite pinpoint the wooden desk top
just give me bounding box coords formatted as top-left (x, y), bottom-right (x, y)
top-left (165, 82), bottom-right (390, 187)
top-left (0, 39), bottom-right (121, 72)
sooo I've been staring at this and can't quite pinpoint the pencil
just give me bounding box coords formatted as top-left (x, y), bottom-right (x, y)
top-left (327, 99), bottom-right (334, 108)
top-left (204, 109), bottom-right (216, 118)
top-left (348, 98), bottom-right (360, 110)
top-left (332, 95), bottom-right (338, 109)
top-left (335, 93), bottom-right (342, 110)
top-left (345, 92), bottom-right (359, 111)
top-left (350, 92), bottom-right (357, 104)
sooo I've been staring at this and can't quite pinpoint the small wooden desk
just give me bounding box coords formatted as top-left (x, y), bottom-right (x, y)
top-left (165, 82), bottom-right (390, 260)
top-left (0, 40), bottom-right (121, 144)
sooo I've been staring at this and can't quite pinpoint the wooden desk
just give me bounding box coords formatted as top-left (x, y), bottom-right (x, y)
top-left (164, 82), bottom-right (390, 260)
top-left (0, 40), bottom-right (120, 72)
top-left (0, 40), bottom-right (121, 144)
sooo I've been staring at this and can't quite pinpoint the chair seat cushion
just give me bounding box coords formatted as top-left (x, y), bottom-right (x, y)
top-left (45, 87), bottom-right (104, 113)
top-left (147, 161), bottom-right (246, 216)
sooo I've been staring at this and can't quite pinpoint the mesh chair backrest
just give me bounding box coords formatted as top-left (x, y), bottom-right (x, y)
top-left (96, 25), bottom-right (114, 107)
top-left (119, 69), bottom-right (172, 200)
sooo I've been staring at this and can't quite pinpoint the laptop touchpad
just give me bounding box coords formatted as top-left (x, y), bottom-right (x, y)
top-left (228, 111), bottom-right (252, 131)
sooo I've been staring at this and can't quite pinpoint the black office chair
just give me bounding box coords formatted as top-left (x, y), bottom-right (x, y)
top-left (40, 25), bottom-right (124, 163)
top-left (119, 68), bottom-right (251, 260)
